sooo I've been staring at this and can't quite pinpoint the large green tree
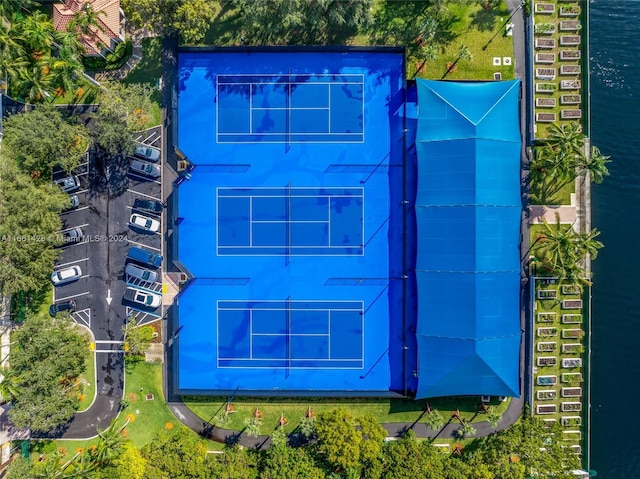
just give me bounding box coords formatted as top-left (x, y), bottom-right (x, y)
top-left (121, 0), bottom-right (217, 44)
top-left (2, 104), bottom-right (90, 176)
top-left (8, 313), bottom-right (89, 433)
top-left (232, 0), bottom-right (374, 45)
top-left (259, 442), bottom-right (324, 479)
top-left (314, 408), bottom-right (362, 471)
top-left (142, 429), bottom-right (210, 479)
top-left (0, 157), bottom-right (69, 296)
top-left (208, 445), bottom-right (259, 479)
top-left (123, 316), bottom-right (154, 357)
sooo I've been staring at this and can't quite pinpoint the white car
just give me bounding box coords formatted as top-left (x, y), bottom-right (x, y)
top-left (129, 159), bottom-right (160, 178)
top-left (51, 265), bottom-right (82, 285)
top-left (130, 214), bottom-right (160, 233)
top-left (135, 144), bottom-right (161, 162)
top-left (124, 287), bottom-right (161, 308)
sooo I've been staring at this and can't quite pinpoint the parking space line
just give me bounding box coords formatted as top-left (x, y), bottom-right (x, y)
top-left (79, 274), bottom-right (90, 279)
top-left (127, 189), bottom-right (161, 201)
top-left (75, 189), bottom-right (89, 195)
top-left (59, 223), bottom-right (89, 232)
top-left (128, 239), bottom-right (161, 252)
top-left (61, 206), bottom-right (89, 215)
top-left (94, 350), bottom-right (125, 354)
top-left (55, 257), bottom-right (89, 268)
top-left (55, 291), bottom-right (90, 301)
top-left (76, 171), bottom-right (88, 177)
top-left (128, 173), bottom-right (162, 185)
top-left (95, 340), bottom-right (125, 344)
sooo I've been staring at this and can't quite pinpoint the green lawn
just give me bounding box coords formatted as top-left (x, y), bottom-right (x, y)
top-left (122, 37), bottom-right (162, 128)
top-left (77, 352), bottom-right (96, 413)
top-left (183, 395), bottom-right (511, 436)
top-left (414, 2), bottom-right (515, 81)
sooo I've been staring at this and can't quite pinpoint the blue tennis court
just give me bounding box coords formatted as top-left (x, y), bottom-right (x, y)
top-left (175, 49), bottom-right (406, 394)
top-left (217, 74), bottom-right (364, 143)
top-left (217, 187), bottom-right (364, 256)
top-left (217, 300), bottom-right (363, 368)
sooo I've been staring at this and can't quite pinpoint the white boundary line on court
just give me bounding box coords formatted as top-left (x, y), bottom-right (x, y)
top-left (216, 186), bottom-right (365, 255)
top-left (216, 73), bottom-right (364, 144)
top-left (215, 299), bottom-right (364, 369)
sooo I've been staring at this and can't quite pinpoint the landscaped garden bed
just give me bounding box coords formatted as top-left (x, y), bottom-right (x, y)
top-left (536, 82), bottom-right (556, 93)
top-left (537, 375), bottom-right (557, 386)
top-left (560, 93), bottom-right (582, 104)
top-left (537, 390), bottom-right (557, 400)
top-left (562, 387), bottom-right (582, 398)
top-left (535, 38), bottom-right (556, 49)
top-left (536, 98), bottom-right (557, 108)
top-left (562, 372), bottom-right (583, 383)
top-left (562, 299), bottom-right (583, 309)
top-left (563, 430), bottom-right (582, 440)
top-left (562, 314), bottom-right (582, 324)
top-left (560, 35), bottom-right (581, 46)
top-left (537, 312), bottom-right (557, 322)
top-left (559, 6), bottom-right (580, 16)
top-left (536, 67), bottom-right (556, 80)
top-left (535, 22), bottom-right (556, 35)
top-left (536, 53), bottom-right (556, 64)
top-left (537, 289), bottom-right (558, 299)
top-left (537, 356), bottom-right (558, 366)
top-left (538, 327), bottom-right (558, 337)
top-left (569, 445), bottom-right (582, 454)
top-left (563, 329), bottom-right (584, 339)
top-left (535, 3), bottom-right (555, 14)
top-left (561, 109), bottom-right (582, 119)
top-left (560, 49), bottom-right (581, 60)
top-left (561, 402), bottom-right (582, 412)
top-left (536, 112), bottom-right (557, 122)
top-left (562, 343), bottom-right (582, 353)
top-left (560, 21), bottom-right (581, 31)
top-left (562, 358), bottom-right (583, 368)
top-left (561, 284), bottom-right (581, 295)
top-left (536, 404), bottom-right (557, 414)
top-left (560, 65), bottom-right (581, 75)
top-left (560, 79), bottom-right (581, 90)
top-left (561, 416), bottom-right (582, 427)
top-left (538, 342), bottom-right (557, 352)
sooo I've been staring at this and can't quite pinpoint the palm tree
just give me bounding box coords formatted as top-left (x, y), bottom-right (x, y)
top-left (299, 416), bottom-right (316, 437)
top-left (18, 11), bottom-right (55, 54)
top-left (424, 408), bottom-right (444, 431)
top-left (577, 145), bottom-right (611, 184)
top-left (441, 44), bottom-right (473, 79)
top-left (68, 3), bottom-right (106, 37)
top-left (486, 407), bottom-right (502, 428)
top-left (270, 426), bottom-right (287, 448)
top-left (244, 416), bottom-right (262, 438)
top-left (0, 0), bottom-right (36, 20)
top-left (49, 58), bottom-right (82, 98)
top-left (544, 122), bottom-right (585, 160)
top-left (450, 408), bottom-right (463, 424)
top-left (93, 419), bottom-right (126, 465)
top-left (15, 63), bottom-right (53, 102)
top-left (534, 217), bottom-right (603, 283)
top-left (456, 420), bottom-right (476, 438)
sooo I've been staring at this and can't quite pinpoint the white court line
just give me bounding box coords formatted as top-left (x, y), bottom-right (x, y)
top-left (127, 188), bottom-right (161, 201)
top-left (55, 257), bottom-right (89, 268)
top-left (218, 131), bottom-right (363, 136)
top-left (95, 340), bottom-right (125, 344)
top-left (252, 333), bottom-right (330, 337)
top-left (251, 220), bottom-right (329, 224)
top-left (251, 107), bottom-right (331, 110)
top-left (218, 138), bottom-right (365, 144)
top-left (55, 291), bottom-right (90, 301)
top-left (127, 239), bottom-right (161, 252)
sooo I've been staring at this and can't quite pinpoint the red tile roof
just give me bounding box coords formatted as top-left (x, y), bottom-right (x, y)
top-left (53, 0), bottom-right (123, 55)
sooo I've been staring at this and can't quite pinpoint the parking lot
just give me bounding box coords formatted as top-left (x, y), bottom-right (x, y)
top-left (52, 130), bottom-right (164, 341)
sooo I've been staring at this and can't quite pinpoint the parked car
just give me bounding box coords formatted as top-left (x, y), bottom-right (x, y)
top-left (54, 176), bottom-right (80, 193)
top-left (127, 246), bottom-right (163, 268)
top-left (125, 263), bottom-right (158, 283)
top-left (51, 265), bottom-right (82, 285)
top-left (49, 300), bottom-right (76, 317)
top-left (60, 227), bottom-right (83, 245)
top-left (124, 287), bottom-right (161, 308)
top-left (135, 144), bottom-right (161, 162)
top-left (130, 214), bottom-right (160, 233)
top-left (133, 198), bottom-right (163, 215)
top-left (129, 159), bottom-right (160, 178)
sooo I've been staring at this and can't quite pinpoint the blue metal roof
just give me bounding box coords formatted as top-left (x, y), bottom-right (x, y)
top-left (414, 79), bottom-right (522, 399)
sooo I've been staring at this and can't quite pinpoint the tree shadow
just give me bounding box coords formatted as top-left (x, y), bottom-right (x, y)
top-left (469, 7), bottom-right (499, 32)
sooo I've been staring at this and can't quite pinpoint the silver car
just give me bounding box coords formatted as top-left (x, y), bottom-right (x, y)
top-left (125, 263), bottom-right (158, 283)
top-left (51, 265), bottom-right (82, 285)
top-left (54, 176), bottom-right (80, 193)
top-left (129, 159), bottom-right (161, 178)
top-left (135, 144), bottom-right (161, 162)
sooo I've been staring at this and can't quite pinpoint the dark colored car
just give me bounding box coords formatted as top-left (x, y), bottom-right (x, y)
top-left (133, 199), bottom-right (163, 215)
top-left (49, 300), bottom-right (76, 317)
top-left (127, 246), bottom-right (163, 268)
